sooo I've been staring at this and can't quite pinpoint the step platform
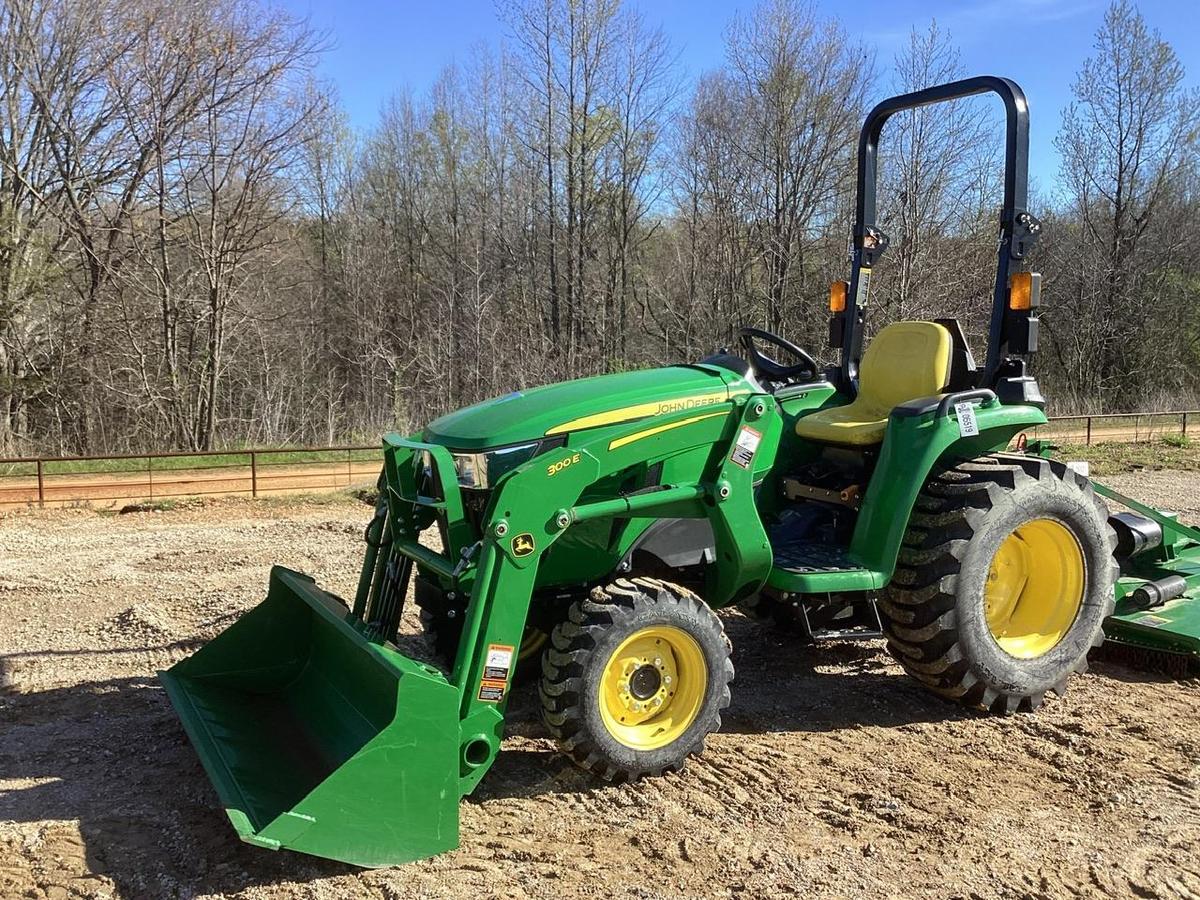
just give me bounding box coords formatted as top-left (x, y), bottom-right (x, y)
top-left (765, 531), bottom-right (879, 593)
top-left (792, 594), bottom-right (884, 641)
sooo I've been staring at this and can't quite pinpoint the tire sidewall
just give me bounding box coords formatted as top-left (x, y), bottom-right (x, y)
top-left (953, 475), bottom-right (1112, 694)
top-left (575, 593), bottom-right (729, 773)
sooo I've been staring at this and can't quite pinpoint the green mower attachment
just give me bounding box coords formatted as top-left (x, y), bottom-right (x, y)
top-left (1096, 481), bottom-right (1200, 668)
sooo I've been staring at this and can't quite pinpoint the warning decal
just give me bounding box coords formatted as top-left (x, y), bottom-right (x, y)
top-left (484, 644), bottom-right (515, 681)
top-left (477, 680), bottom-right (506, 702)
top-left (478, 643), bottom-right (515, 702)
top-left (729, 425), bottom-right (762, 469)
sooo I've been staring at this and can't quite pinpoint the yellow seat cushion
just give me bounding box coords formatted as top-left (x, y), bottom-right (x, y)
top-left (794, 322), bottom-right (952, 447)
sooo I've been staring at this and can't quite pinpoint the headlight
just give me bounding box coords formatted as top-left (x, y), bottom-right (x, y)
top-left (451, 441), bottom-right (542, 489)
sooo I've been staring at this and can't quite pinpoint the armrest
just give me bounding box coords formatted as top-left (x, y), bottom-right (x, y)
top-left (890, 389), bottom-right (998, 419)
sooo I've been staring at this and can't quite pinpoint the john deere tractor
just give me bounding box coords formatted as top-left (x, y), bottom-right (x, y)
top-left (161, 76), bottom-right (1200, 867)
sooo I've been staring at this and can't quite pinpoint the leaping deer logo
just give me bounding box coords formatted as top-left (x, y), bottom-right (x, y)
top-left (511, 533), bottom-right (536, 557)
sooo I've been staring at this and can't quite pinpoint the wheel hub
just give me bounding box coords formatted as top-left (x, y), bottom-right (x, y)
top-left (629, 664), bottom-right (662, 700)
top-left (985, 517), bottom-right (1085, 659)
top-left (598, 626), bottom-right (707, 749)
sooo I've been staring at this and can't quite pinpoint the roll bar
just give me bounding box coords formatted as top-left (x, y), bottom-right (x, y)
top-left (838, 76), bottom-right (1041, 388)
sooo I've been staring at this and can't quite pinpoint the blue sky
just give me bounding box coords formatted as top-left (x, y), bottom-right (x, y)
top-left (277, 0), bottom-right (1198, 194)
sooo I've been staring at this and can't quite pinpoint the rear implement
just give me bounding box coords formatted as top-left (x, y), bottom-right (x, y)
top-left (1095, 481), bottom-right (1200, 672)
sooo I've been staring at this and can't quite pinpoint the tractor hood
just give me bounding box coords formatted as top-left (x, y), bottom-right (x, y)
top-left (423, 364), bottom-right (747, 451)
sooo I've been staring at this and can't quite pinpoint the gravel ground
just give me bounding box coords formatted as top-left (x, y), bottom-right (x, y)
top-left (2, 481), bottom-right (1200, 900)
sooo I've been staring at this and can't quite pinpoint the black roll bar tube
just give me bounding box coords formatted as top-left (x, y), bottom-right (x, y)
top-left (839, 75), bottom-right (1041, 389)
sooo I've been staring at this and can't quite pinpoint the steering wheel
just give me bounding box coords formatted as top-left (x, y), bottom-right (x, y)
top-left (738, 326), bottom-right (819, 383)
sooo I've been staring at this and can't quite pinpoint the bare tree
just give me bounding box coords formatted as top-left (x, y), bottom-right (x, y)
top-left (5, 0), bottom-right (1199, 454)
top-left (1048, 0), bottom-right (1200, 407)
top-left (725, 0), bottom-right (872, 334)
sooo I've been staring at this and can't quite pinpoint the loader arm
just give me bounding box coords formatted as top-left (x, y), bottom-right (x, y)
top-left (162, 389), bottom-right (781, 867)
top-left (376, 391), bottom-right (777, 794)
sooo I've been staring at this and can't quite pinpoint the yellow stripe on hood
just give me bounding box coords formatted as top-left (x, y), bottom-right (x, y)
top-left (608, 411), bottom-right (728, 450)
top-left (544, 390), bottom-right (730, 435)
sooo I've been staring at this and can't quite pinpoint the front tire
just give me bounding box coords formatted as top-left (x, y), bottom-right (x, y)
top-left (881, 454), bottom-right (1117, 713)
top-left (540, 577), bottom-right (733, 780)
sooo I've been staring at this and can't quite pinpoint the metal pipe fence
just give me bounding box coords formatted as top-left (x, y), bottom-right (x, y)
top-left (1030, 410), bottom-right (1200, 446)
top-left (0, 446), bottom-right (379, 509)
top-left (2, 411), bottom-right (1198, 509)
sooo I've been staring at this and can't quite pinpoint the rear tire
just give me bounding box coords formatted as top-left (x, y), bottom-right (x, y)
top-left (881, 454), bottom-right (1117, 713)
top-left (540, 577), bottom-right (733, 780)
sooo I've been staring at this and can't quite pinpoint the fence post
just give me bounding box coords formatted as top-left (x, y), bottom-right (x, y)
top-left (36, 458), bottom-right (44, 508)
top-left (1184, 412), bottom-right (1189, 438)
top-left (346, 449), bottom-right (352, 487)
top-left (251, 451), bottom-right (258, 498)
top-left (1086, 416), bottom-right (1092, 446)
top-left (147, 456), bottom-right (154, 501)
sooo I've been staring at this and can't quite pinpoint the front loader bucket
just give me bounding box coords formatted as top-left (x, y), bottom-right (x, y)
top-left (160, 566), bottom-right (461, 868)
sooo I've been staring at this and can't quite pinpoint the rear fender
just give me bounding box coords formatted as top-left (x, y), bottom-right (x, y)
top-left (850, 398), bottom-right (1047, 584)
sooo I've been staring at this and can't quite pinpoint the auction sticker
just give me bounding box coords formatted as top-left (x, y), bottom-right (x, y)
top-left (729, 425), bottom-right (762, 469)
top-left (954, 401), bottom-right (980, 437)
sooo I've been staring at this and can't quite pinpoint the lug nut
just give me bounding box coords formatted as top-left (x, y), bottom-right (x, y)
top-left (654, 657), bottom-right (663, 667)
top-left (664, 675), bottom-right (672, 685)
top-left (653, 697), bottom-right (663, 707)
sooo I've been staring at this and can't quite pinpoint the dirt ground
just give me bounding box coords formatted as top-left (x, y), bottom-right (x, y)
top-left (2, 475), bottom-right (1200, 900)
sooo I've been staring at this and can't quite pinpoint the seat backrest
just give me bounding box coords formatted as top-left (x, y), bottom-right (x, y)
top-left (858, 322), bottom-right (952, 412)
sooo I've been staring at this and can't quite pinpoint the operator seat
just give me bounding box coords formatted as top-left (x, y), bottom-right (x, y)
top-left (794, 321), bottom-right (952, 447)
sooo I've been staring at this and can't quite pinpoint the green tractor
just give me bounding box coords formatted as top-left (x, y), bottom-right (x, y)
top-left (161, 76), bottom-right (1200, 868)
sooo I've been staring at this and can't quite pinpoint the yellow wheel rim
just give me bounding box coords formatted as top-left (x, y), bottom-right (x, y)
top-left (985, 518), bottom-right (1085, 659)
top-left (598, 626), bottom-right (707, 750)
top-left (518, 626), bottom-right (549, 664)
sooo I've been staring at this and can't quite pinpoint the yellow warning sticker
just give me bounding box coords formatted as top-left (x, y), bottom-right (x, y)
top-left (478, 643), bottom-right (515, 702)
top-left (477, 679), bottom-right (507, 702)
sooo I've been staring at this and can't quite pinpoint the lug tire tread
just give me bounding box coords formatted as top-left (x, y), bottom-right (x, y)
top-left (540, 577), bottom-right (733, 781)
top-left (880, 453), bottom-right (1117, 715)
